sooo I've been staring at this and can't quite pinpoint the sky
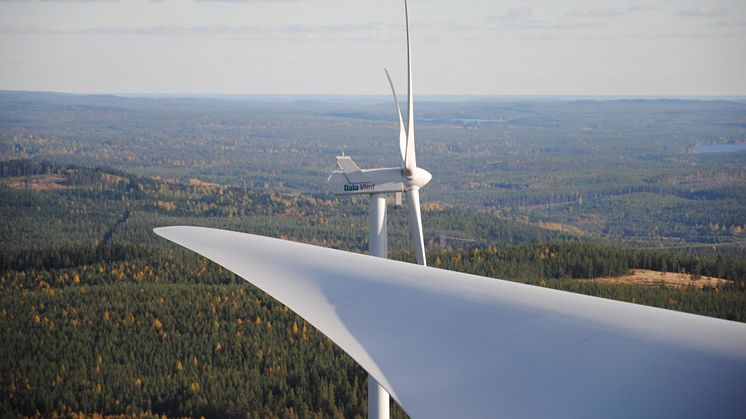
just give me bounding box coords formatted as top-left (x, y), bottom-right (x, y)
top-left (0, 0), bottom-right (745, 96)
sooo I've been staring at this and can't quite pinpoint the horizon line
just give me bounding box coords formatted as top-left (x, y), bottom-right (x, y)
top-left (2, 89), bottom-right (746, 103)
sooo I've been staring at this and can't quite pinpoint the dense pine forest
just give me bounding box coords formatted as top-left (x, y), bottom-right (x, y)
top-left (1, 159), bottom-right (745, 418)
top-left (1, 93), bottom-right (745, 417)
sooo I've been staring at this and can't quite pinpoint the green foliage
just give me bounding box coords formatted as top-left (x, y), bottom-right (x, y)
top-left (1, 159), bottom-right (572, 256)
top-left (535, 279), bottom-right (746, 323)
top-left (423, 242), bottom-right (746, 285)
top-left (0, 158), bottom-right (744, 417)
top-left (2, 93), bottom-right (745, 417)
top-left (2, 94), bottom-right (746, 247)
top-left (2, 240), bottom-right (744, 417)
top-left (0, 283), bottom-right (368, 418)
top-left (418, 243), bottom-right (746, 321)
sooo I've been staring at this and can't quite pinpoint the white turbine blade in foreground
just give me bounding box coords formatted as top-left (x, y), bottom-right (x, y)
top-left (384, 68), bottom-right (407, 164)
top-left (406, 189), bottom-right (426, 266)
top-left (155, 226), bottom-right (746, 419)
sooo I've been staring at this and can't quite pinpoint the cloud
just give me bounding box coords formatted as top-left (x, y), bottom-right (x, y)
top-left (489, 6), bottom-right (533, 22)
top-left (427, 21), bottom-right (479, 32)
top-left (627, 4), bottom-right (660, 12)
top-left (711, 19), bottom-right (746, 27)
top-left (0, 25), bottom-right (52, 34)
top-left (39, 0), bottom-right (118, 2)
top-left (620, 31), bottom-right (732, 40)
top-left (195, 0), bottom-right (306, 2)
top-left (567, 9), bottom-right (622, 18)
top-left (0, 22), bottom-right (401, 41)
top-left (0, 0), bottom-right (303, 2)
top-left (518, 31), bottom-right (612, 41)
top-left (486, 7), bottom-right (606, 30)
top-left (488, 19), bottom-right (607, 30)
top-left (675, 6), bottom-right (731, 17)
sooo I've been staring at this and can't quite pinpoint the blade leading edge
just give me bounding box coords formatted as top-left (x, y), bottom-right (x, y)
top-left (384, 68), bottom-right (407, 165)
top-left (404, 0), bottom-right (416, 174)
top-left (155, 226), bottom-right (746, 419)
top-left (406, 188), bottom-right (426, 266)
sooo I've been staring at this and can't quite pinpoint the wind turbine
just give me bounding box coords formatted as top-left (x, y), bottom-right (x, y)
top-left (326, 2), bottom-right (428, 417)
top-left (327, 0), bottom-right (431, 267)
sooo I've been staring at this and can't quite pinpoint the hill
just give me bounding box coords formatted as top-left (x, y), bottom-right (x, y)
top-left (2, 92), bottom-right (745, 250)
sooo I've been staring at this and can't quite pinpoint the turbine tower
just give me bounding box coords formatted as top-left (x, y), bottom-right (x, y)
top-left (327, 1), bottom-right (430, 417)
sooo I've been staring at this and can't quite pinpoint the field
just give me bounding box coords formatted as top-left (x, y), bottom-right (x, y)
top-left (592, 269), bottom-right (731, 288)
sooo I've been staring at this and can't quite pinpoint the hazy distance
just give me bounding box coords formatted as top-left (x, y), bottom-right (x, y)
top-left (0, 0), bottom-right (745, 96)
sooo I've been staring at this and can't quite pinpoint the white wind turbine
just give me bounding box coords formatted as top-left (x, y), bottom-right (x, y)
top-left (327, 0), bottom-right (431, 267)
top-left (326, 2), bottom-right (428, 417)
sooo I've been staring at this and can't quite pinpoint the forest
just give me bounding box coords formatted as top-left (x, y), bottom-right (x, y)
top-left (1, 92), bottom-right (745, 417)
top-left (2, 92), bottom-right (745, 249)
top-left (2, 158), bottom-right (745, 418)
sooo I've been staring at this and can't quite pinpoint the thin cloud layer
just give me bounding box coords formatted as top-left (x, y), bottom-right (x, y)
top-left (489, 6), bottom-right (533, 22)
top-left (567, 9), bottom-right (623, 18)
top-left (675, 5), bottom-right (731, 17)
top-left (39, 0), bottom-right (118, 3)
top-left (195, 0), bottom-right (305, 2)
top-left (0, 22), bottom-right (401, 41)
top-left (1, 0), bottom-right (744, 95)
top-left (627, 4), bottom-right (660, 12)
top-left (486, 6), bottom-right (608, 31)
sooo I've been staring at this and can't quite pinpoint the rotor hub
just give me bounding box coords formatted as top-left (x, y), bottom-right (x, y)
top-left (405, 167), bottom-right (432, 190)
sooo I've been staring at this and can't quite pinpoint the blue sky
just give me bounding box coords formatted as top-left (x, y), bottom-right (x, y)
top-left (0, 0), bottom-right (744, 96)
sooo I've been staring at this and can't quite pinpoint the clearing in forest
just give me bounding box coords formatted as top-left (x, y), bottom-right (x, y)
top-left (592, 269), bottom-right (731, 289)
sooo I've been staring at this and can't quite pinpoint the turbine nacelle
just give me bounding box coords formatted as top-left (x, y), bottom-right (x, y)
top-left (327, 156), bottom-right (400, 195)
top-left (327, 156), bottom-right (431, 196)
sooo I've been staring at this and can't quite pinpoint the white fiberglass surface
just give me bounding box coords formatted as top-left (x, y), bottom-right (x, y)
top-left (155, 226), bottom-right (746, 419)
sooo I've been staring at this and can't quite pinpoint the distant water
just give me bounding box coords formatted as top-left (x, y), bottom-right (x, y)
top-left (451, 118), bottom-right (504, 124)
top-left (694, 144), bottom-right (746, 154)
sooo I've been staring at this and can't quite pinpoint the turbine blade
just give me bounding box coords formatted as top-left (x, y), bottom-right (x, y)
top-left (404, 0), bottom-right (416, 173)
top-left (384, 68), bottom-right (407, 164)
top-left (407, 188), bottom-right (426, 266)
top-left (155, 226), bottom-right (746, 419)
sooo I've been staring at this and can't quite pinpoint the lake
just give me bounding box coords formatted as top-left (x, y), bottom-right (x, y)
top-left (693, 144), bottom-right (746, 154)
